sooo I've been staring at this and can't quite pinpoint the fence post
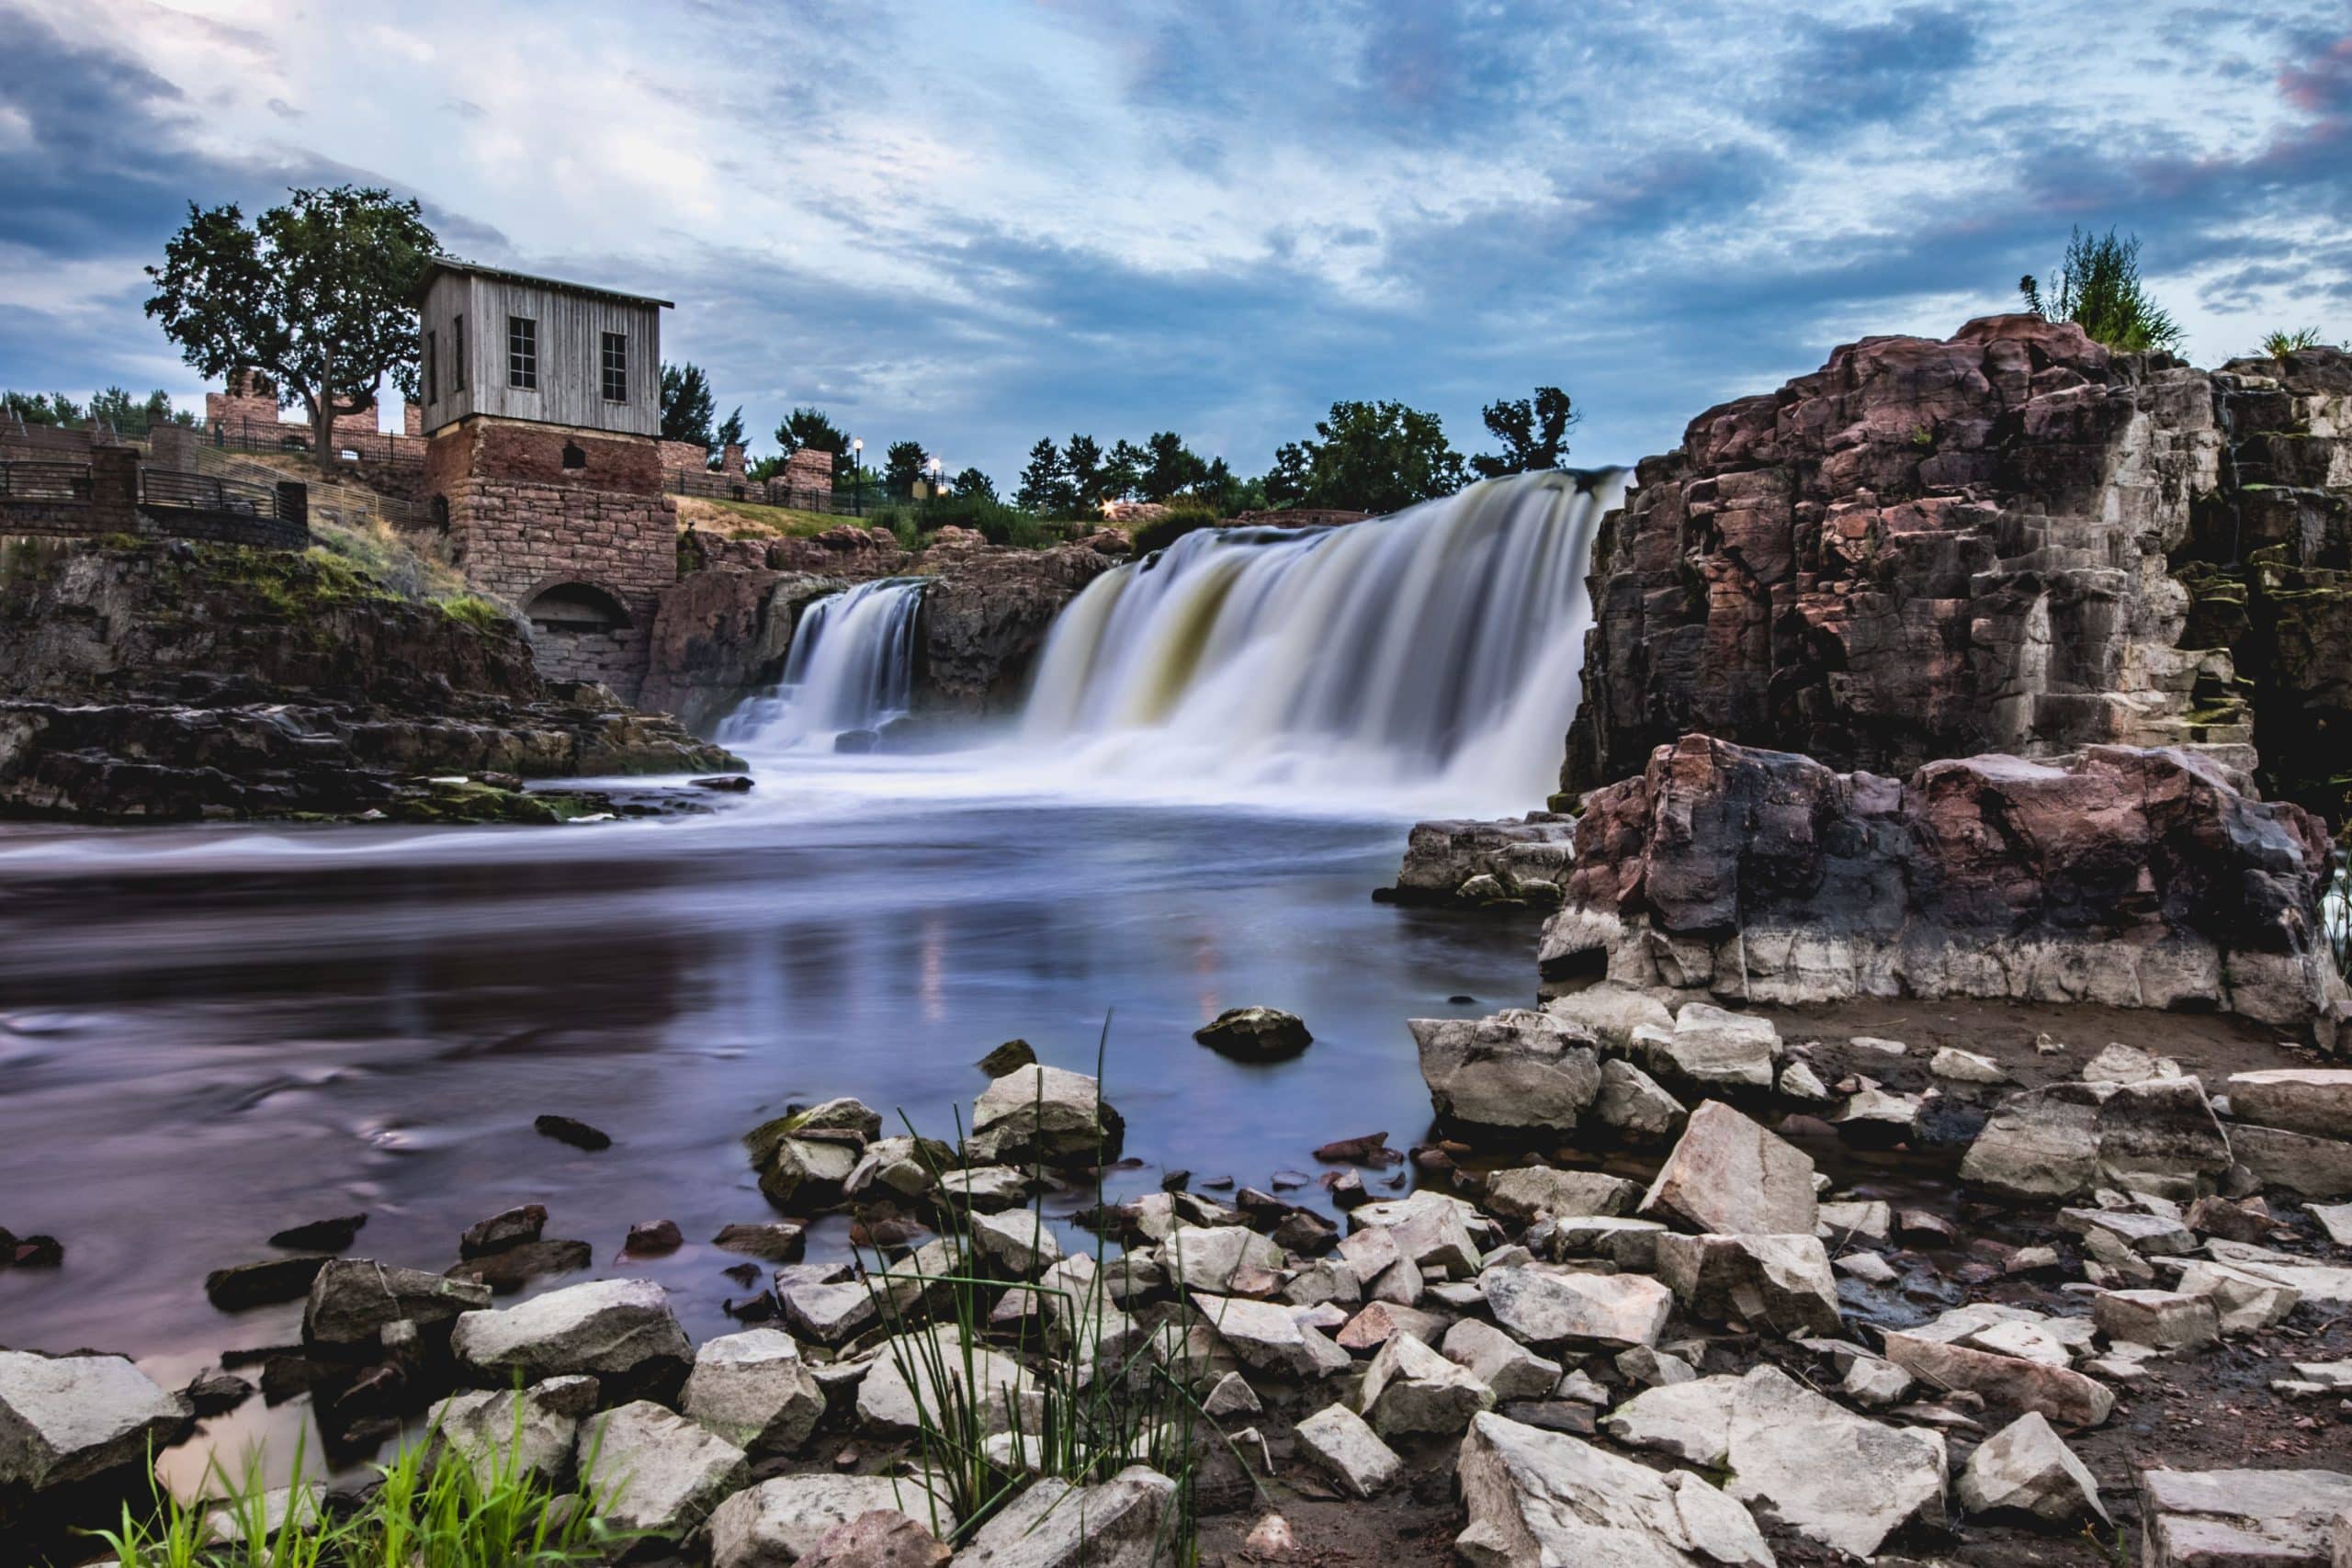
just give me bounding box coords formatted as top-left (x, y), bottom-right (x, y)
top-left (276, 479), bottom-right (309, 532)
top-left (90, 446), bottom-right (141, 532)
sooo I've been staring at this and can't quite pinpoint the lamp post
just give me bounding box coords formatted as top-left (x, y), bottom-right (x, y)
top-left (851, 436), bottom-right (864, 517)
top-left (929, 456), bottom-right (943, 502)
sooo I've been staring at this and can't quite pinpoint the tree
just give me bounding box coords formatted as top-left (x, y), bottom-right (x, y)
top-left (144, 184), bottom-right (440, 478)
top-left (4, 390), bottom-right (85, 426)
top-left (883, 439), bottom-right (928, 498)
top-left (1470, 386), bottom-right (1576, 479)
top-left (1264, 400), bottom-right (1466, 513)
top-left (1139, 431), bottom-right (1209, 502)
top-left (775, 406), bottom-right (848, 458)
top-left (1064, 434), bottom-right (1106, 511)
top-left (1102, 438), bottom-right (1148, 503)
top-left (660, 362), bottom-right (717, 446)
top-left (950, 466), bottom-right (996, 501)
top-left (2019, 228), bottom-right (2183, 354)
top-left (711, 405), bottom-right (745, 461)
top-left (1015, 437), bottom-right (1074, 514)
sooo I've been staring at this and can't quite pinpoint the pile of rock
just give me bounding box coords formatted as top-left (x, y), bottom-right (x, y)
top-left (1377, 814), bottom-right (1577, 908)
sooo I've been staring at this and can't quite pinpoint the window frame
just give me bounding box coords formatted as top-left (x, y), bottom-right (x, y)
top-left (452, 316), bottom-right (466, 393)
top-left (424, 329), bottom-right (437, 405)
top-left (507, 315), bottom-right (538, 392)
top-left (600, 331), bottom-right (628, 404)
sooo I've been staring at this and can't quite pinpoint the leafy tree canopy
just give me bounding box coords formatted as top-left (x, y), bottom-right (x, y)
top-left (883, 438), bottom-right (929, 497)
top-left (1015, 437), bottom-right (1076, 515)
top-left (5, 389), bottom-right (198, 431)
top-left (660, 362), bottom-right (717, 446)
top-left (144, 183), bottom-right (440, 476)
top-left (775, 406), bottom-right (848, 457)
top-left (1063, 434), bottom-right (1107, 509)
top-left (1265, 399), bottom-right (1466, 513)
top-left (1470, 386), bottom-right (1576, 479)
top-left (950, 466), bottom-right (996, 501)
top-left (2019, 228), bottom-right (2183, 354)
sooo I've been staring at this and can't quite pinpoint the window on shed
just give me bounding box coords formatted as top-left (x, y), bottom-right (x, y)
top-left (453, 316), bottom-right (466, 392)
top-left (507, 316), bottom-right (537, 390)
top-left (601, 332), bottom-right (628, 403)
top-left (424, 330), bottom-right (437, 404)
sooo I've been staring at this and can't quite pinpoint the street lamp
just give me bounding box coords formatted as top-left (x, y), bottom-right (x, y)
top-left (929, 456), bottom-right (943, 501)
top-left (851, 436), bottom-right (864, 517)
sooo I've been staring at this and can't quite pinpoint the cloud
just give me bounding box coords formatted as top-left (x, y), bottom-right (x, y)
top-left (2, 0), bottom-right (2349, 474)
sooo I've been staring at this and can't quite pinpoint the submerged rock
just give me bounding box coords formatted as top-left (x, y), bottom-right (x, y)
top-left (303, 1258), bottom-right (490, 1348)
top-left (1193, 1006), bottom-right (1312, 1059)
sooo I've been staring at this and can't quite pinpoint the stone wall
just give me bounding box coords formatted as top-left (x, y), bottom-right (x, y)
top-left (1565, 316), bottom-right (2251, 797)
top-left (204, 371), bottom-right (417, 446)
top-left (426, 416), bottom-right (676, 701)
top-left (1543, 733), bottom-right (2346, 1037)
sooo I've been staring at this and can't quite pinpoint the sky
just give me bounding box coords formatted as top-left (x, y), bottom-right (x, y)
top-left (3, 0), bottom-right (2349, 484)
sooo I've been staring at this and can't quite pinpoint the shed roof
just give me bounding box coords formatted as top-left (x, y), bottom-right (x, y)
top-left (415, 258), bottom-right (674, 310)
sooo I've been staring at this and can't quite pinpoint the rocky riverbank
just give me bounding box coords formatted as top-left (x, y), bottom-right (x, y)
top-left (0, 536), bottom-right (738, 823)
top-left (7, 991), bottom-right (2351, 1565)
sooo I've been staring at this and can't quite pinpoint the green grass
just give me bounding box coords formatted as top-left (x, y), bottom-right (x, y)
top-left (855, 1017), bottom-right (1243, 1563)
top-left (676, 495), bottom-right (849, 538)
top-left (87, 1404), bottom-right (621, 1568)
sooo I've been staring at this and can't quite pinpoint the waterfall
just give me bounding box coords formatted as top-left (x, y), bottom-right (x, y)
top-left (722, 578), bottom-right (925, 751)
top-left (1021, 468), bottom-right (1625, 804)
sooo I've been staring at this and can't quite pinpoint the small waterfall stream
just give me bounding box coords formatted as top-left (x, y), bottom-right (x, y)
top-left (1021, 468), bottom-right (1625, 803)
top-left (721, 578), bottom-right (926, 752)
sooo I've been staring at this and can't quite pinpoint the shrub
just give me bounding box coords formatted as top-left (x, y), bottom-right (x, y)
top-left (2018, 228), bottom-right (2183, 354)
top-left (1128, 499), bottom-right (1221, 557)
top-left (2261, 327), bottom-right (2325, 357)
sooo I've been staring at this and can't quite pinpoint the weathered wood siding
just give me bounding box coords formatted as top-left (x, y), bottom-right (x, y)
top-left (416, 273), bottom-right (661, 437)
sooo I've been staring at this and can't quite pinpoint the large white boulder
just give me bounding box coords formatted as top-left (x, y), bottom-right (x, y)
top-left (1640, 1102), bottom-right (1818, 1236)
top-left (683, 1329), bottom-right (827, 1454)
top-left (950, 1465), bottom-right (1175, 1568)
top-left (1455, 1412), bottom-right (1772, 1567)
top-left (1721, 1365), bottom-right (1946, 1559)
top-left (708, 1473), bottom-right (958, 1568)
top-left (967, 1066), bottom-right (1123, 1166)
top-left (1360, 1331), bottom-right (1494, 1438)
top-left (1413, 1010), bottom-right (1602, 1130)
top-left (1188, 1292), bottom-right (1351, 1380)
top-left (1292, 1404), bottom-right (1402, 1499)
top-left (428, 1375), bottom-right (596, 1492)
top-left (856, 1329), bottom-right (1033, 1434)
top-left (451, 1278), bottom-right (691, 1386)
top-left (0, 1350), bottom-right (187, 1495)
top-left (1957, 1412), bottom-right (2107, 1526)
top-left (1480, 1267), bottom-right (1672, 1349)
top-left (577, 1400), bottom-right (749, 1544)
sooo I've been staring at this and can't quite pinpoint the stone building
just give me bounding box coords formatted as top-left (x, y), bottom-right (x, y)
top-left (206, 369), bottom-right (421, 444)
top-left (414, 261), bottom-right (677, 698)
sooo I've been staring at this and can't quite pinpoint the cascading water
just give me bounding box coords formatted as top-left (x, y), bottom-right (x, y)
top-left (1021, 468), bottom-right (1626, 807)
top-left (721, 578), bottom-right (926, 752)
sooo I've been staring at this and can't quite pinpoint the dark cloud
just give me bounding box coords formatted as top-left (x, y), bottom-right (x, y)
top-left (4, 4), bottom-right (2350, 482)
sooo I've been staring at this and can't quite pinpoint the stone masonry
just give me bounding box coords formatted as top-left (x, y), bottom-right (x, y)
top-left (424, 417), bottom-right (676, 701)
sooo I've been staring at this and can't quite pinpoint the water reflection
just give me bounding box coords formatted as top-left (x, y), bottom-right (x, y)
top-left (0, 765), bottom-right (1540, 1483)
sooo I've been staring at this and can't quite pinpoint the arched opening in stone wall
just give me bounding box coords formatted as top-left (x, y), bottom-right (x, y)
top-left (523, 581), bottom-right (632, 635)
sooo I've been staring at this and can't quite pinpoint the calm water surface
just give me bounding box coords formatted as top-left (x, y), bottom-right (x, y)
top-left (0, 756), bottom-right (1539, 1481)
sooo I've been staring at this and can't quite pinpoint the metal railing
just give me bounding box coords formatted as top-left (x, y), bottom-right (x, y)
top-left (0, 460), bottom-right (94, 502)
top-left (141, 467), bottom-right (283, 521)
top-left (210, 422), bottom-right (422, 468)
top-left (663, 468), bottom-right (864, 513)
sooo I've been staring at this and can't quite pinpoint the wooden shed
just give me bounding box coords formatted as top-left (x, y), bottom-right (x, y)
top-left (413, 261), bottom-right (672, 438)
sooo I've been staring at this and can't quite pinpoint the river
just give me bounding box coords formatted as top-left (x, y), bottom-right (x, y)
top-left (0, 755), bottom-right (1542, 1483)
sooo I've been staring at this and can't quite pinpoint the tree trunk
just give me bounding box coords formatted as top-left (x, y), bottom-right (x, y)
top-left (311, 397), bottom-right (339, 480)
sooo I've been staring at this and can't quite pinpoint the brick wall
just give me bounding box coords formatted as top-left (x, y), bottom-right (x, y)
top-left (427, 416), bottom-right (677, 701)
top-left (205, 371), bottom-right (417, 444)
top-left (659, 439), bottom-right (710, 476)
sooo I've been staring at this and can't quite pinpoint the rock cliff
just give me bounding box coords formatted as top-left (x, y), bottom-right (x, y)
top-left (1563, 320), bottom-right (2352, 807)
top-left (1543, 734), bottom-right (2345, 1038)
top-left (0, 536), bottom-right (735, 822)
top-left (644, 536), bottom-right (1124, 735)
